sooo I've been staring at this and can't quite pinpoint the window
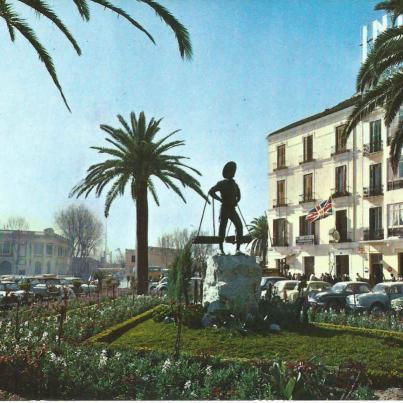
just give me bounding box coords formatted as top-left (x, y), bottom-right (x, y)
top-left (277, 180), bottom-right (286, 205)
top-left (368, 207), bottom-right (383, 240)
top-left (369, 163), bottom-right (382, 193)
top-left (303, 135), bottom-right (313, 161)
top-left (34, 242), bottom-right (43, 256)
top-left (273, 218), bottom-right (288, 246)
top-left (46, 244), bottom-right (53, 256)
top-left (369, 120), bottom-right (382, 152)
top-left (19, 243), bottom-right (26, 257)
top-left (387, 157), bottom-right (403, 184)
top-left (335, 124), bottom-right (347, 152)
top-left (388, 203), bottom-right (403, 228)
top-left (303, 173), bottom-right (313, 200)
top-left (277, 144), bottom-right (286, 168)
top-left (35, 262), bottom-right (42, 275)
top-left (0, 241), bottom-right (12, 256)
top-left (131, 255), bottom-right (136, 263)
top-left (47, 262), bottom-right (51, 274)
top-left (58, 246), bottom-right (63, 257)
top-left (336, 210), bottom-right (348, 242)
top-left (299, 215), bottom-right (316, 237)
top-left (335, 165), bottom-right (347, 194)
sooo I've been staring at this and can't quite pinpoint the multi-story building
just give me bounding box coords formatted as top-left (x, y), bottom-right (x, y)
top-left (266, 97), bottom-right (403, 284)
top-left (0, 228), bottom-right (71, 276)
top-left (125, 246), bottom-right (180, 281)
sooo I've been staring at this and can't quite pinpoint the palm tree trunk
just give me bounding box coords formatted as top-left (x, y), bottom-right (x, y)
top-left (136, 183), bottom-right (149, 295)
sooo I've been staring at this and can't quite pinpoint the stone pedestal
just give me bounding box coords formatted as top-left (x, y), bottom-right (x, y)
top-left (203, 254), bottom-right (262, 316)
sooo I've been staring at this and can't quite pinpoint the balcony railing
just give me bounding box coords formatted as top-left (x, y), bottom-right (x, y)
top-left (299, 153), bottom-right (317, 165)
top-left (363, 140), bottom-right (383, 156)
top-left (363, 228), bottom-right (384, 241)
top-left (295, 234), bottom-right (318, 245)
top-left (299, 193), bottom-right (316, 204)
top-left (273, 198), bottom-right (288, 208)
top-left (388, 227), bottom-right (403, 237)
top-left (331, 145), bottom-right (350, 157)
top-left (331, 230), bottom-right (353, 243)
top-left (272, 162), bottom-right (288, 172)
top-left (387, 179), bottom-right (403, 191)
top-left (331, 187), bottom-right (352, 198)
top-left (363, 185), bottom-right (384, 197)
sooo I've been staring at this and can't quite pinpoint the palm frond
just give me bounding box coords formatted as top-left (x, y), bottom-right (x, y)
top-left (73, 0), bottom-right (90, 20)
top-left (390, 119), bottom-right (403, 173)
top-left (18, 0), bottom-right (81, 54)
top-left (383, 71), bottom-right (403, 125)
top-left (138, 0), bottom-right (192, 60)
top-left (375, 0), bottom-right (403, 25)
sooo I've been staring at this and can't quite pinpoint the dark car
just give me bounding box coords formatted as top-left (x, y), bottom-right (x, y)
top-left (308, 281), bottom-right (371, 310)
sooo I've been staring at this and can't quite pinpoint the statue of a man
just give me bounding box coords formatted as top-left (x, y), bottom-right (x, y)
top-left (209, 161), bottom-right (243, 255)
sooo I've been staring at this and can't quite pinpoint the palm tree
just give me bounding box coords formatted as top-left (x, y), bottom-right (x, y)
top-left (248, 215), bottom-right (269, 266)
top-left (344, 0), bottom-right (403, 172)
top-left (70, 112), bottom-right (206, 294)
top-left (0, 0), bottom-right (192, 111)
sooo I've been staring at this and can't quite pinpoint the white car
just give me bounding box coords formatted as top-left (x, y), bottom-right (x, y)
top-left (272, 280), bottom-right (300, 301)
top-left (286, 281), bottom-right (332, 303)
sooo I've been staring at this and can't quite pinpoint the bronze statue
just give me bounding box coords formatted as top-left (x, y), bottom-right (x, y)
top-left (209, 161), bottom-right (243, 255)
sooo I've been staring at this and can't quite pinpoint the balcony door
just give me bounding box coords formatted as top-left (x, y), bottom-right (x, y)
top-left (277, 180), bottom-right (285, 205)
top-left (336, 210), bottom-right (348, 242)
top-left (273, 218), bottom-right (287, 247)
top-left (335, 255), bottom-right (349, 277)
top-left (369, 253), bottom-right (383, 285)
top-left (277, 145), bottom-right (286, 168)
top-left (369, 207), bottom-right (382, 239)
top-left (335, 165), bottom-right (347, 194)
top-left (303, 173), bottom-right (313, 201)
top-left (369, 120), bottom-right (381, 152)
top-left (369, 163), bottom-right (382, 192)
top-left (303, 135), bottom-right (313, 162)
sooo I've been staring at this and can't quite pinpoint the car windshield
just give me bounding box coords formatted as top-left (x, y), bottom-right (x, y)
top-left (331, 283), bottom-right (345, 293)
top-left (372, 284), bottom-right (386, 293)
top-left (309, 283), bottom-right (331, 291)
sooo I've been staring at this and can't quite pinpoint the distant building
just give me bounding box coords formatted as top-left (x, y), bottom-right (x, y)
top-left (0, 228), bottom-right (71, 276)
top-left (266, 98), bottom-right (403, 284)
top-left (71, 257), bottom-right (101, 279)
top-left (125, 246), bottom-right (180, 281)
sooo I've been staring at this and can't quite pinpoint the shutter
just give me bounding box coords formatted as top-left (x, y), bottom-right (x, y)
top-left (273, 220), bottom-right (278, 246)
top-left (307, 135), bottom-right (313, 160)
top-left (299, 216), bottom-right (305, 236)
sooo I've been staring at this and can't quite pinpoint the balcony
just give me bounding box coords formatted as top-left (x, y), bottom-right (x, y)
top-left (331, 145), bottom-right (350, 157)
top-left (295, 234), bottom-right (318, 245)
top-left (387, 179), bottom-right (403, 191)
top-left (299, 193), bottom-right (316, 204)
top-left (273, 198), bottom-right (288, 208)
top-left (330, 230), bottom-right (353, 243)
top-left (272, 162), bottom-right (288, 172)
top-left (331, 187), bottom-right (352, 199)
top-left (299, 153), bottom-right (317, 165)
top-left (363, 185), bottom-right (383, 198)
top-left (363, 140), bottom-right (383, 156)
top-left (388, 227), bottom-right (403, 237)
top-left (363, 228), bottom-right (384, 241)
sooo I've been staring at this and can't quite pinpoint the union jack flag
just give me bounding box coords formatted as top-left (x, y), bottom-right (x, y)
top-left (305, 198), bottom-right (333, 223)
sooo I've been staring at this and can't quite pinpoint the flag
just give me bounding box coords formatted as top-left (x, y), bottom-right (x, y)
top-left (305, 198), bottom-right (333, 223)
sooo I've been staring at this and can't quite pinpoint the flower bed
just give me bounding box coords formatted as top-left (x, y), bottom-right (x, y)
top-left (308, 308), bottom-right (403, 332)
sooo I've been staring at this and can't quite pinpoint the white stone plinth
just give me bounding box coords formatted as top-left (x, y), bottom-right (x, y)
top-left (203, 254), bottom-right (262, 315)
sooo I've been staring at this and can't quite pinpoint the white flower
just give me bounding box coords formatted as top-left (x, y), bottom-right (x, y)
top-left (99, 349), bottom-right (108, 368)
top-left (161, 358), bottom-right (171, 373)
top-left (205, 365), bottom-right (212, 376)
top-left (115, 352), bottom-right (122, 359)
top-left (41, 331), bottom-right (48, 340)
top-left (184, 380), bottom-right (191, 390)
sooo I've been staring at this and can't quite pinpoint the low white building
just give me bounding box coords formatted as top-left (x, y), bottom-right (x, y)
top-left (266, 97), bottom-right (403, 284)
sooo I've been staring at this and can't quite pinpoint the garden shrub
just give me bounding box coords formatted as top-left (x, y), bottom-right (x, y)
top-left (152, 304), bottom-right (173, 323)
top-left (182, 304), bottom-right (205, 328)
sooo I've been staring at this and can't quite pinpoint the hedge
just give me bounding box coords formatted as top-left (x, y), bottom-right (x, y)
top-left (86, 305), bottom-right (162, 344)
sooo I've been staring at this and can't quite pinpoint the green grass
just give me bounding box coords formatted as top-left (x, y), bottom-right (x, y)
top-left (110, 319), bottom-right (403, 375)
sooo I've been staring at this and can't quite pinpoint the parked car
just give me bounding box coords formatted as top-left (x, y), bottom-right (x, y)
top-left (308, 281), bottom-right (371, 310)
top-left (260, 276), bottom-right (285, 291)
top-left (0, 282), bottom-right (33, 306)
top-left (271, 280), bottom-right (300, 301)
top-left (346, 282), bottom-right (403, 314)
top-left (154, 277), bottom-right (169, 294)
top-left (391, 295), bottom-right (403, 314)
top-left (287, 281), bottom-right (332, 303)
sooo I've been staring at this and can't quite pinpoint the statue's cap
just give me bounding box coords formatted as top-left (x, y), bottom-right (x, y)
top-left (222, 161), bottom-right (237, 179)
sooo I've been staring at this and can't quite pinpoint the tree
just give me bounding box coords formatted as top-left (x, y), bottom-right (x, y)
top-left (55, 204), bottom-right (103, 276)
top-left (3, 216), bottom-right (29, 274)
top-left (248, 215), bottom-right (268, 267)
top-left (344, 0), bottom-right (403, 172)
top-left (1, 0), bottom-right (192, 111)
top-left (158, 227), bottom-right (213, 277)
top-left (70, 112), bottom-right (206, 294)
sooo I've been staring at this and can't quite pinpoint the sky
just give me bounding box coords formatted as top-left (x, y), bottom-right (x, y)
top-left (0, 0), bottom-right (381, 258)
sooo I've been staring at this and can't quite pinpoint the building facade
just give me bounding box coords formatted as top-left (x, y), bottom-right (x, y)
top-left (125, 246), bottom-right (180, 281)
top-left (0, 228), bottom-right (71, 276)
top-left (266, 97), bottom-right (403, 284)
